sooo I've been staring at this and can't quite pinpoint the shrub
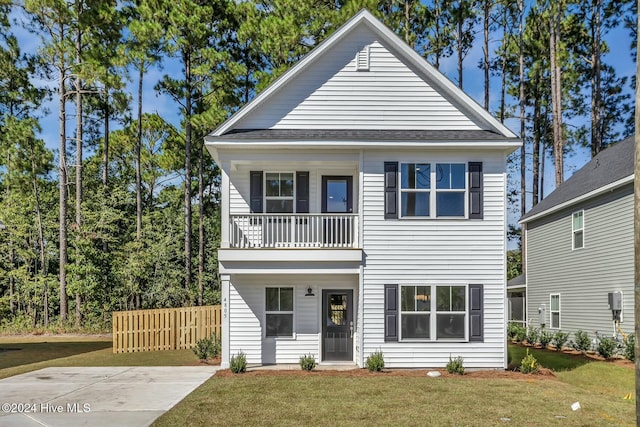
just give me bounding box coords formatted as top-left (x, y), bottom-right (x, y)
top-left (507, 322), bottom-right (520, 340)
top-left (573, 330), bottom-right (591, 352)
top-left (514, 324), bottom-right (527, 342)
top-left (446, 355), bottom-right (465, 375)
top-left (552, 331), bottom-right (569, 351)
top-left (624, 334), bottom-right (635, 361)
top-left (539, 329), bottom-right (553, 348)
top-left (192, 333), bottom-right (221, 361)
top-left (230, 351), bottom-right (247, 374)
top-left (526, 326), bottom-right (540, 345)
top-left (520, 349), bottom-right (539, 374)
top-left (299, 353), bottom-right (316, 371)
top-left (366, 350), bottom-right (385, 372)
top-left (597, 336), bottom-right (617, 360)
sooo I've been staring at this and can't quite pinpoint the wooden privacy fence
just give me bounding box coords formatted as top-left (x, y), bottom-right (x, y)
top-left (112, 305), bottom-right (221, 353)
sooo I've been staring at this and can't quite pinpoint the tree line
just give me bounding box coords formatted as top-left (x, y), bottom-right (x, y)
top-left (0, 0), bottom-right (635, 329)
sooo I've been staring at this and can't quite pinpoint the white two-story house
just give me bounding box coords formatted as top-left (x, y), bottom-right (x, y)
top-left (205, 10), bottom-right (520, 369)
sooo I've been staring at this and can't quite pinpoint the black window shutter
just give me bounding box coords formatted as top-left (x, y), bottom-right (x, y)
top-left (250, 171), bottom-right (263, 213)
top-left (296, 172), bottom-right (309, 213)
top-left (384, 284), bottom-right (398, 342)
top-left (468, 162), bottom-right (483, 219)
top-left (384, 162), bottom-right (398, 219)
top-left (469, 284), bottom-right (483, 342)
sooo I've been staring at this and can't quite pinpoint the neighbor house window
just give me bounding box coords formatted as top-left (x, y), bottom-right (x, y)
top-left (265, 173), bottom-right (294, 213)
top-left (400, 163), bottom-right (466, 218)
top-left (400, 286), bottom-right (431, 339)
top-left (550, 294), bottom-right (560, 329)
top-left (265, 287), bottom-right (293, 337)
top-left (572, 211), bottom-right (584, 249)
top-left (399, 285), bottom-right (467, 341)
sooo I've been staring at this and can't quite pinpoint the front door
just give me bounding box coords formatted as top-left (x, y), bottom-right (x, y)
top-left (322, 290), bottom-right (353, 361)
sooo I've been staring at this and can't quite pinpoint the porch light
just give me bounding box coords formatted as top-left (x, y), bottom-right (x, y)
top-left (305, 287), bottom-right (315, 297)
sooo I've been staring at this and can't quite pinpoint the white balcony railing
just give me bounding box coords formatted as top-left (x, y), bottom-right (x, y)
top-left (229, 214), bottom-right (359, 249)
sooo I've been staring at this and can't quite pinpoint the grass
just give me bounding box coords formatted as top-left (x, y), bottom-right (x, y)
top-left (154, 363), bottom-right (635, 427)
top-left (508, 343), bottom-right (592, 371)
top-left (0, 335), bottom-right (201, 380)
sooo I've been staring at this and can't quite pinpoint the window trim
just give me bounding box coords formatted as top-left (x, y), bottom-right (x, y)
top-left (572, 210), bottom-right (584, 250)
top-left (398, 284), bottom-right (469, 342)
top-left (550, 293), bottom-right (561, 329)
top-left (399, 162), bottom-right (468, 219)
top-left (265, 287), bottom-right (294, 338)
top-left (264, 172), bottom-right (296, 214)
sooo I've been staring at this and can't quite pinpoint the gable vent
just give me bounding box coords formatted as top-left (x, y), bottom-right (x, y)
top-left (355, 46), bottom-right (370, 71)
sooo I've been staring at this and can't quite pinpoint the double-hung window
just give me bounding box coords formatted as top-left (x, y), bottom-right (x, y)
top-left (436, 286), bottom-right (466, 339)
top-left (400, 163), bottom-right (466, 218)
top-left (550, 294), bottom-right (560, 329)
top-left (400, 286), bottom-right (431, 339)
top-left (265, 287), bottom-right (294, 337)
top-left (265, 173), bottom-right (294, 213)
top-left (399, 285), bottom-right (467, 341)
top-left (572, 211), bottom-right (584, 249)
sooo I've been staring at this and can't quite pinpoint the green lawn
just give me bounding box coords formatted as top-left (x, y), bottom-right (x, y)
top-left (0, 335), bottom-right (201, 379)
top-left (508, 343), bottom-right (592, 371)
top-left (154, 364), bottom-right (635, 427)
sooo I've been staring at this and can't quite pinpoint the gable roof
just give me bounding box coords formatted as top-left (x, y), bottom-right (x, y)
top-left (521, 136), bottom-right (635, 223)
top-left (207, 9), bottom-right (517, 142)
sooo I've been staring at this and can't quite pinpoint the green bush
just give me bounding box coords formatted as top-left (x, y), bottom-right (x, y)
top-left (624, 334), bottom-right (635, 361)
top-left (526, 326), bottom-right (540, 345)
top-left (538, 329), bottom-right (553, 348)
top-left (446, 355), bottom-right (465, 375)
top-left (552, 331), bottom-right (569, 351)
top-left (192, 333), bottom-right (221, 361)
top-left (520, 349), bottom-right (539, 374)
top-left (573, 330), bottom-right (591, 352)
top-left (507, 322), bottom-right (520, 340)
top-left (597, 336), bottom-right (617, 360)
top-left (230, 351), bottom-right (247, 374)
top-left (299, 353), bottom-right (316, 371)
top-left (366, 350), bottom-right (385, 372)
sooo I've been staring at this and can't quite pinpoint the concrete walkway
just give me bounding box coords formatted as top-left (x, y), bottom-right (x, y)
top-left (0, 366), bottom-right (218, 427)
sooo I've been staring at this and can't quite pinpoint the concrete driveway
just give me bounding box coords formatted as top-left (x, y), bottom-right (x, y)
top-left (0, 366), bottom-right (218, 426)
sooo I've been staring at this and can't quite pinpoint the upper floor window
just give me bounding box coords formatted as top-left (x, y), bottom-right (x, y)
top-left (265, 173), bottom-right (294, 213)
top-left (400, 163), bottom-right (466, 218)
top-left (572, 210), bottom-right (584, 249)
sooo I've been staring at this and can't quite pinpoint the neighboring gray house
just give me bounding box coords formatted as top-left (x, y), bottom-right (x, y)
top-left (520, 136), bottom-right (634, 340)
top-left (507, 274), bottom-right (526, 326)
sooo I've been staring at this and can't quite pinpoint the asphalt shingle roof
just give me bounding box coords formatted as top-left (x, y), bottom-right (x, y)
top-left (211, 129), bottom-right (518, 142)
top-left (521, 136), bottom-right (634, 221)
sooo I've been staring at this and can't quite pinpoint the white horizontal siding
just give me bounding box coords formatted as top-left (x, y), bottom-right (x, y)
top-left (229, 274), bottom-right (358, 365)
top-left (526, 188), bottom-right (634, 339)
top-left (236, 26), bottom-right (480, 130)
top-left (361, 151), bottom-right (506, 368)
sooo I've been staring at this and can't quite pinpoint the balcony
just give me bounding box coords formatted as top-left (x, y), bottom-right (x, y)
top-left (229, 214), bottom-right (359, 249)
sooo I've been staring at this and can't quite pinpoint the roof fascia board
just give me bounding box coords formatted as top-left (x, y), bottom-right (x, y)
top-left (205, 139), bottom-right (522, 150)
top-left (211, 10), bottom-right (519, 140)
top-left (520, 175), bottom-right (634, 224)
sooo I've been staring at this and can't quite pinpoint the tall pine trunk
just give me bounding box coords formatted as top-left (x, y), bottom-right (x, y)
top-left (184, 50), bottom-right (193, 294)
top-left (483, 0), bottom-right (490, 109)
top-left (32, 152), bottom-right (48, 326)
top-left (58, 43), bottom-right (68, 322)
top-left (518, 0), bottom-right (526, 217)
top-left (74, 11), bottom-right (83, 326)
top-left (532, 74), bottom-right (541, 207)
top-left (198, 147), bottom-right (205, 306)
top-left (550, 6), bottom-right (564, 187)
top-left (590, 0), bottom-right (602, 157)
